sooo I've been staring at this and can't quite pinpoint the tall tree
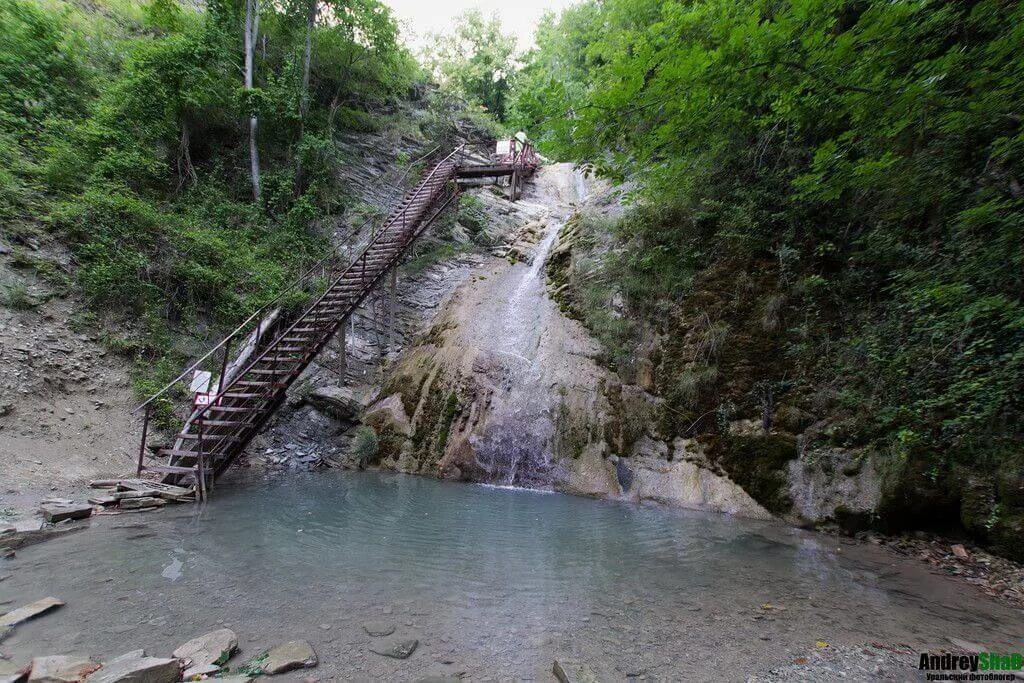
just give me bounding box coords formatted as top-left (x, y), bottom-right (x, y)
top-left (422, 9), bottom-right (516, 122)
top-left (243, 0), bottom-right (260, 199)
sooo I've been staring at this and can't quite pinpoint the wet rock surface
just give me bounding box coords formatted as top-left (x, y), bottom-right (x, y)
top-left (261, 640), bottom-right (317, 675)
top-left (172, 628), bottom-right (237, 669)
top-left (552, 658), bottom-right (599, 683)
top-left (748, 643), bottom-right (917, 682)
top-left (362, 621), bottom-right (396, 637)
top-left (27, 655), bottom-right (100, 682)
top-left (85, 650), bottom-right (178, 683)
top-left (368, 637), bottom-right (418, 660)
top-left (39, 505), bottom-right (91, 524)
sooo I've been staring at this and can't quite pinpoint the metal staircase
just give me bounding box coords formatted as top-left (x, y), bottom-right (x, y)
top-left (134, 140), bottom-right (538, 498)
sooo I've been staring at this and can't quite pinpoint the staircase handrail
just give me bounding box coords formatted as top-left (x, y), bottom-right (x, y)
top-left (187, 145), bottom-right (463, 425)
top-left (134, 144), bottom-right (442, 413)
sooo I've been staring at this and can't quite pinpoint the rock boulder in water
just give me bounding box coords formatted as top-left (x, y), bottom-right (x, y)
top-left (28, 655), bottom-right (100, 682)
top-left (369, 638), bottom-right (418, 659)
top-left (86, 650), bottom-right (179, 683)
top-left (261, 640), bottom-right (317, 675)
top-left (362, 621), bottom-right (396, 637)
top-left (173, 628), bottom-right (237, 668)
top-left (552, 658), bottom-right (599, 683)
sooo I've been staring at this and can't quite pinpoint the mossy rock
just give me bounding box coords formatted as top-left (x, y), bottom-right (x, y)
top-left (959, 472), bottom-right (998, 539)
top-left (996, 453), bottom-right (1024, 507)
top-left (774, 404), bottom-right (813, 433)
top-left (711, 434), bottom-right (797, 515)
top-left (874, 452), bottom-right (959, 532)
top-left (987, 511), bottom-right (1024, 561)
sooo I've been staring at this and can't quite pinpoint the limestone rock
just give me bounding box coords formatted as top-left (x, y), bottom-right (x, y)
top-left (362, 621), bottom-right (396, 637)
top-left (631, 454), bottom-right (772, 520)
top-left (787, 447), bottom-right (881, 526)
top-left (118, 498), bottom-right (165, 510)
top-left (308, 386), bottom-right (371, 422)
top-left (363, 394), bottom-right (413, 438)
top-left (40, 505), bottom-right (92, 523)
top-left (28, 655), bottom-right (100, 682)
top-left (86, 650), bottom-right (179, 683)
top-left (261, 640), bottom-right (317, 675)
top-left (0, 597), bottom-right (64, 628)
top-left (368, 638), bottom-right (418, 659)
top-left (173, 628), bottom-right (237, 668)
top-left (552, 658), bottom-right (599, 683)
top-left (1, 658), bottom-right (27, 683)
top-left (180, 664), bottom-right (219, 679)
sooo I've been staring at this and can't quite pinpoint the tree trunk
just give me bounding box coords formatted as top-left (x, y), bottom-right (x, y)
top-left (244, 0), bottom-right (261, 200)
top-left (300, 0), bottom-right (318, 122)
top-left (294, 0), bottom-right (318, 195)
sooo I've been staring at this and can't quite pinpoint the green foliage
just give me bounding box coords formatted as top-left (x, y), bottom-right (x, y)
top-left (349, 425), bottom-right (379, 467)
top-left (0, 0), bottom-right (421, 393)
top-left (518, 0), bottom-right (1024, 543)
top-left (423, 9), bottom-right (517, 122)
top-left (456, 193), bottom-right (486, 234)
top-left (520, 0), bottom-right (1024, 552)
top-left (0, 281), bottom-right (37, 310)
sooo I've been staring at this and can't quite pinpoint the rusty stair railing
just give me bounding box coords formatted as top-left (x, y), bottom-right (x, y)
top-left (134, 139), bottom-right (539, 498)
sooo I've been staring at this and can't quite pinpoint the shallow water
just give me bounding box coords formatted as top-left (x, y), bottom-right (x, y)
top-left (2, 471), bottom-right (1022, 681)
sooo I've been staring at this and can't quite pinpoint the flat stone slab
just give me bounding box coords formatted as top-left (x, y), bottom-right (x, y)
top-left (180, 664), bottom-right (219, 679)
top-left (118, 498), bottom-right (165, 510)
top-left (115, 480), bottom-right (193, 501)
top-left (362, 621), bottom-right (396, 637)
top-left (0, 524), bottom-right (86, 551)
top-left (28, 655), bottom-right (101, 682)
top-left (369, 638), bottom-right (418, 660)
top-left (40, 505), bottom-right (92, 524)
top-left (261, 640), bottom-right (317, 675)
top-left (0, 598), bottom-right (64, 628)
top-left (1, 658), bottom-right (27, 683)
top-left (85, 650), bottom-right (178, 683)
top-left (552, 658), bottom-right (599, 683)
top-left (173, 628), bottom-right (237, 668)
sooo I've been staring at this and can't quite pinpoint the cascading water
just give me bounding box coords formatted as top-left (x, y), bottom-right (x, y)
top-left (469, 166), bottom-right (588, 486)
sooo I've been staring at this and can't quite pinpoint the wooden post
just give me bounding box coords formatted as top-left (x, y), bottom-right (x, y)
top-left (136, 406), bottom-right (151, 475)
top-left (337, 325), bottom-right (347, 378)
top-left (387, 266), bottom-right (397, 354)
top-left (197, 417), bottom-right (208, 502)
top-left (218, 337), bottom-right (232, 393)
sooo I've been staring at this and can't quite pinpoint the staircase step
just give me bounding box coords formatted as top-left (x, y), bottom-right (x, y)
top-left (159, 448), bottom-right (209, 458)
top-left (179, 433), bottom-right (242, 442)
top-left (231, 381), bottom-right (283, 390)
top-left (204, 404), bottom-right (258, 413)
top-left (141, 463), bottom-right (197, 475)
top-left (195, 418), bottom-right (254, 427)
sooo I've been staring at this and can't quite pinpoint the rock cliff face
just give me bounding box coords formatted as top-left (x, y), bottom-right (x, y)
top-left (345, 164), bottom-right (771, 520)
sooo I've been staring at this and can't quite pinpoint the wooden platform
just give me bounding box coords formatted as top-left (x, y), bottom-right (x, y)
top-left (455, 163), bottom-right (515, 179)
